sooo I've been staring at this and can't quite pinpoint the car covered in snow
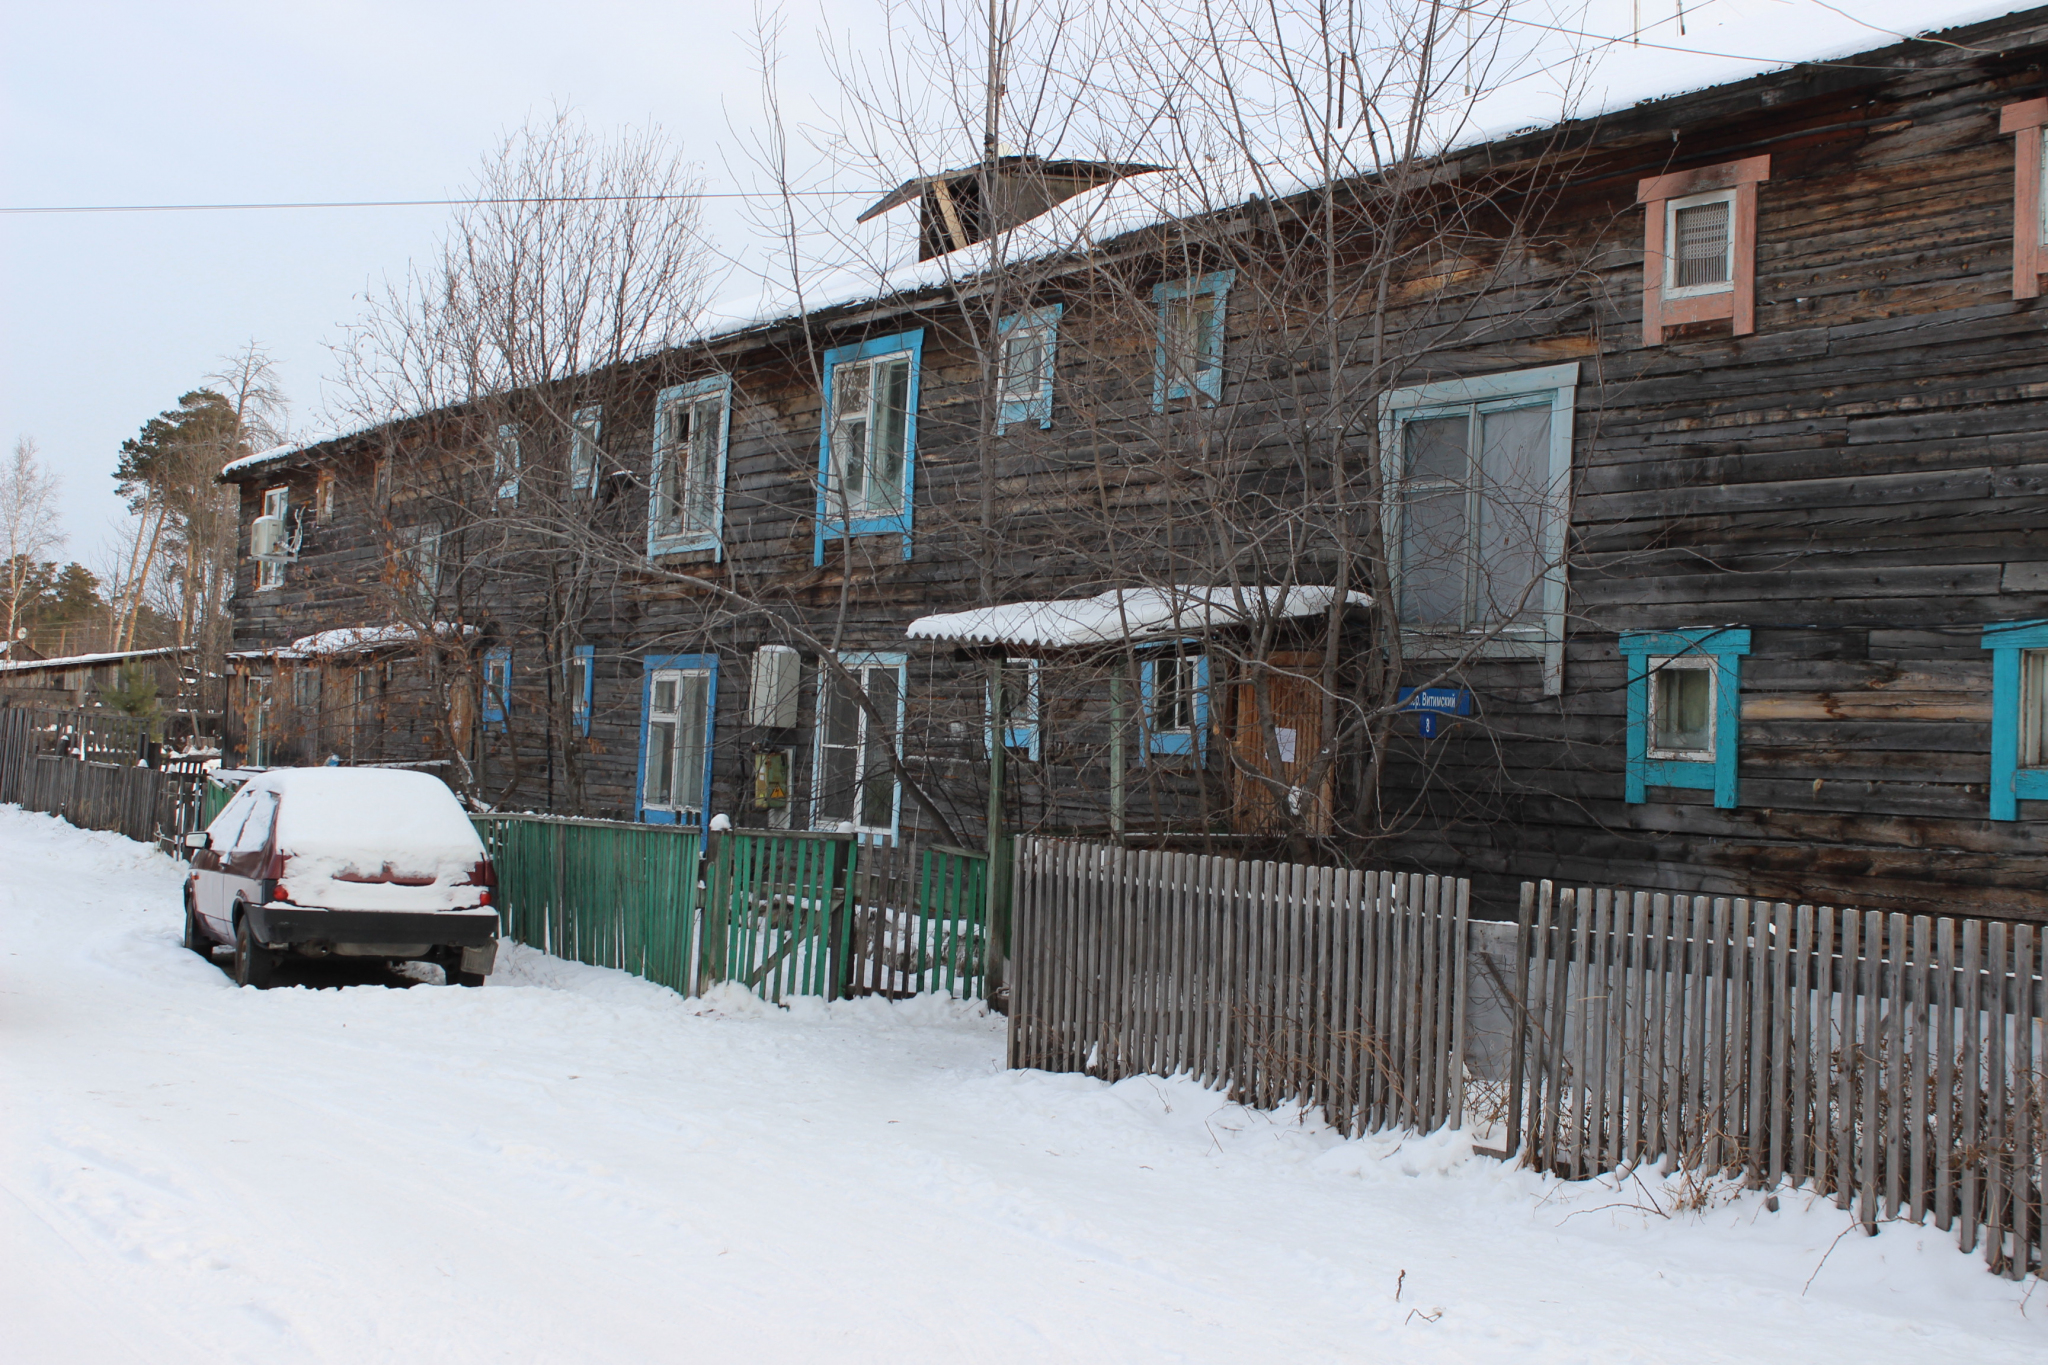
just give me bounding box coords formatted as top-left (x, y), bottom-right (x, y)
top-left (181, 767), bottom-right (499, 989)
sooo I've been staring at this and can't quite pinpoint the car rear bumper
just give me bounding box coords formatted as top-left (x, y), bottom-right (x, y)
top-left (248, 904), bottom-right (501, 950)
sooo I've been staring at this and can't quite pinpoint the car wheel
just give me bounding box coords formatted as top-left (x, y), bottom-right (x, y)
top-left (233, 914), bottom-right (276, 990)
top-left (183, 896), bottom-right (211, 956)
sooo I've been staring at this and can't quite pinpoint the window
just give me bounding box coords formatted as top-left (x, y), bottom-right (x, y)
top-left (568, 644), bottom-right (594, 737)
top-left (1665, 190), bottom-right (1735, 297)
top-left (1621, 628), bottom-right (1748, 809)
top-left (570, 405), bottom-right (603, 493)
top-left (258, 486), bottom-right (289, 590)
top-left (638, 655), bottom-right (717, 825)
top-left (987, 658), bottom-right (1041, 759)
top-left (394, 524), bottom-right (440, 603)
top-left (815, 653), bottom-right (904, 838)
top-left (1141, 651), bottom-right (1209, 761)
top-left (1982, 618), bottom-right (2048, 820)
top-left (816, 331), bottom-right (922, 563)
top-left (1379, 363), bottom-right (1577, 693)
top-left (492, 423), bottom-right (520, 500)
top-left (2000, 99), bottom-right (2048, 299)
top-left (482, 647), bottom-right (511, 727)
top-left (293, 666), bottom-right (322, 757)
top-left (246, 675), bottom-right (273, 766)
top-left (996, 305), bottom-right (1061, 433)
top-left (1637, 155), bottom-right (1769, 344)
top-left (1153, 271), bottom-right (1233, 408)
top-left (349, 666), bottom-right (373, 762)
top-left (314, 471), bottom-right (335, 521)
top-left (650, 378), bottom-right (729, 557)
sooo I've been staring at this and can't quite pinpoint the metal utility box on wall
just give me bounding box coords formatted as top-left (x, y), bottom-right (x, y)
top-left (752, 750), bottom-right (790, 809)
top-left (747, 646), bottom-right (800, 728)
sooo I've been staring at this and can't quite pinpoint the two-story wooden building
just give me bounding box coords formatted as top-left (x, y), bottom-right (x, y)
top-left (223, 9), bottom-right (2048, 922)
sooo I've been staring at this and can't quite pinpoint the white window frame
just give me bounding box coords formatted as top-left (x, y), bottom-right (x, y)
top-left (649, 377), bottom-right (730, 559)
top-left (1644, 655), bottom-right (1718, 761)
top-left (1663, 188), bottom-right (1739, 300)
top-left (257, 487), bottom-right (289, 590)
top-left (827, 351), bottom-right (914, 519)
top-left (2021, 647), bottom-right (2048, 770)
top-left (394, 524), bottom-right (440, 603)
top-left (813, 652), bottom-right (906, 842)
top-left (986, 657), bottom-right (1042, 760)
top-left (570, 405), bottom-right (603, 493)
top-left (640, 661), bottom-right (715, 823)
top-left (995, 305), bottom-right (1061, 434)
top-left (1378, 361), bottom-right (1577, 694)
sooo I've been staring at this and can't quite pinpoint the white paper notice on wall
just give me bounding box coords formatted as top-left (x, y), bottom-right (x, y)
top-left (1274, 727), bottom-right (1298, 764)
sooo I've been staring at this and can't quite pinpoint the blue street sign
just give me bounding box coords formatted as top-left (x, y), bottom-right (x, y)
top-left (1397, 687), bottom-right (1471, 739)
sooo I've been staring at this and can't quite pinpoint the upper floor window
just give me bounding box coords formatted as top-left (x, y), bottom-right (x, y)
top-left (1637, 155), bottom-right (1769, 345)
top-left (816, 330), bottom-right (923, 564)
top-left (393, 524), bottom-right (440, 603)
top-left (2001, 99), bottom-right (2048, 299)
top-left (1153, 271), bottom-right (1233, 408)
top-left (492, 423), bottom-right (521, 500)
top-left (1982, 618), bottom-right (2048, 820)
top-left (314, 471), bottom-right (335, 521)
top-left (570, 406), bottom-right (603, 493)
top-left (650, 378), bottom-right (729, 559)
top-left (257, 486), bottom-right (289, 590)
top-left (996, 305), bottom-right (1061, 434)
top-left (1379, 363), bottom-right (1577, 693)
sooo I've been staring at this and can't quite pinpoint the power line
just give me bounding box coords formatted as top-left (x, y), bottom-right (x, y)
top-left (0, 189), bottom-right (870, 215)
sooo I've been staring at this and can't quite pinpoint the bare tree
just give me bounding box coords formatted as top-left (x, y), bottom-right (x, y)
top-left (333, 109), bottom-right (714, 806)
top-left (1, 435), bottom-right (65, 648)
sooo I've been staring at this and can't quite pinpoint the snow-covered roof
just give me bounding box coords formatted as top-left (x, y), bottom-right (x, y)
top-left (0, 645), bottom-right (191, 675)
top-left (906, 585), bottom-right (1370, 649)
top-left (225, 623), bottom-right (476, 661)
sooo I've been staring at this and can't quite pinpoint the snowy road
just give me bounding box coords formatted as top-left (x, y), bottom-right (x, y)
top-left (3, 805), bottom-right (2041, 1363)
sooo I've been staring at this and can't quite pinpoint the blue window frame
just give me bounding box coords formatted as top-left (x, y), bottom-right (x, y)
top-left (482, 647), bottom-right (512, 728)
top-left (986, 658), bottom-right (1041, 760)
top-left (815, 330), bottom-right (923, 564)
top-left (650, 376), bottom-right (730, 559)
top-left (1153, 270), bottom-right (1233, 409)
top-left (569, 405), bottom-right (602, 493)
top-left (636, 654), bottom-right (718, 826)
top-left (1140, 651), bottom-right (1210, 761)
top-left (567, 644), bottom-right (595, 737)
top-left (995, 305), bottom-right (1061, 434)
top-left (1982, 618), bottom-right (2048, 821)
top-left (1620, 628), bottom-right (1749, 809)
top-left (492, 423), bottom-right (520, 500)
top-left (814, 652), bottom-right (906, 840)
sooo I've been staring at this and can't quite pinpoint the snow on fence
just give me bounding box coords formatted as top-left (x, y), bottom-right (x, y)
top-left (1006, 838), bottom-right (1470, 1136)
top-left (1503, 881), bottom-right (2046, 1280)
top-left (0, 706), bottom-right (185, 845)
top-left (471, 814), bottom-right (990, 1003)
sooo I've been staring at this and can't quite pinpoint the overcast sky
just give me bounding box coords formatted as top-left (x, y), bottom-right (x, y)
top-left (0, 0), bottom-right (2010, 569)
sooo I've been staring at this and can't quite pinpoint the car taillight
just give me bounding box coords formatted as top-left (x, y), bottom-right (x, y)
top-left (478, 888), bottom-right (493, 906)
top-left (273, 885), bottom-right (293, 903)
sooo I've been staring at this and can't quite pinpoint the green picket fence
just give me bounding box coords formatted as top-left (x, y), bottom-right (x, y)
top-left (471, 815), bottom-right (991, 1003)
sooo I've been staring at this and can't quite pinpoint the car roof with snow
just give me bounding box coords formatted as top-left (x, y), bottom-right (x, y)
top-left (236, 768), bottom-right (484, 861)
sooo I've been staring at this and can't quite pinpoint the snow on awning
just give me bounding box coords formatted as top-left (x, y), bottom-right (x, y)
top-left (226, 623), bottom-right (476, 660)
top-left (906, 585), bottom-right (1371, 649)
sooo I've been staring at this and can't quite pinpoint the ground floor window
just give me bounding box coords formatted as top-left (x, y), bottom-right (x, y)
top-left (1621, 627), bottom-right (1748, 809)
top-left (1983, 618), bottom-right (2048, 820)
top-left (639, 655), bottom-right (717, 826)
top-left (1141, 649), bottom-right (1209, 761)
top-left (816, 653), bottom-right (903, 839)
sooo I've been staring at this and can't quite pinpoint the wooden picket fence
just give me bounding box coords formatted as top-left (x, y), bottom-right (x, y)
top-left (1007, 837), bottom-right (1470, 1136)
top-left (0, 706), bottom-right (191, 845)
top-left (1505, 881), bottom-right (2046, 1280)
top-left (472, 814), bottom-right (990, 1003)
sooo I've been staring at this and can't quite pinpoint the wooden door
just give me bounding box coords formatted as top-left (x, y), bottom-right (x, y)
top-left (1228, 652), bottom-right (1332, 836)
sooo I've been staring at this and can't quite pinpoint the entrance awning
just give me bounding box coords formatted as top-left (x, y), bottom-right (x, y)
top-left (905, 585), bottom-right (1370, 649)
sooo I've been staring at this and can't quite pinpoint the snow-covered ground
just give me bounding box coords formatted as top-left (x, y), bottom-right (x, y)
top-left (2, 804), bottom-right (2040, 1364)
